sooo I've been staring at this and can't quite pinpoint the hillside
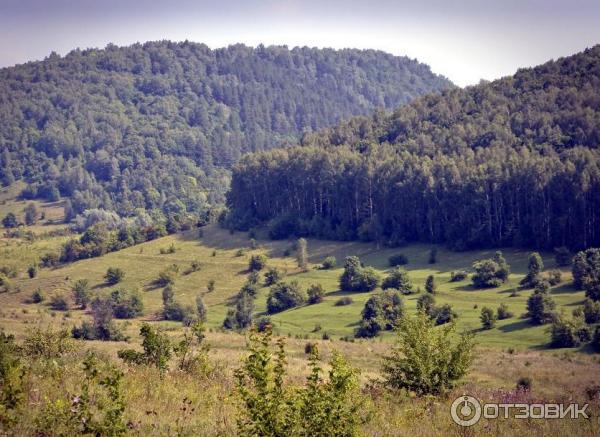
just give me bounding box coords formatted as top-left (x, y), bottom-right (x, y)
top-left (228, 46), bottom-right (600, 250)
top-left (0, 41), bottom-right (452, 220)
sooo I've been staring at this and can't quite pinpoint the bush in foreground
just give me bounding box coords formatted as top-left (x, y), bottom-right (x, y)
top-left (382, 313), bottom-right (474, 395)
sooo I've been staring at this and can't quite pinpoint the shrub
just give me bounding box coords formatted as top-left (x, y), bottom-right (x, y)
top-left (382, 313), bottom-right (474, 395)
top-left (583, 299), bottom-right (600, 324)
top-left (196, 296), bottom-right (207, 323)
top-left (428, 248), bottom-right (438, 264)
top-left (497, 303), bottom-right (514, 320)
top-left (425, 275), bottom-right (436, 294)
top-left (50, 295), bottom-right (68, 311)
top-left (416, 293), bottom-right (436, 317)
top-left (382, 267), bottom-right (412, 294)
top-left (159, 243), bottom-right (176, 254)
top-left (517, 377), bottom-right (532, 392)
top-left (223, 292), bottom-right (254, 330)
top-left (547, 269), bottom-right (562, 286)
top-left (189, 259), bottom-right (201, 272)
top-left (526, 289), bottom-right (556, 324)
top-left (264, 267), bottom-right (282, 286)
top-left (339, 256), bottom-right (380, 292)
top-left (355, 290), bottom-right (404, 338)
top-left (156, 265), bottom-right (178, 286)
top-left (471, 258), bottom-right (507, 288)
top-left (433, 304), bottom-right (457, 325)
top-left (592, 326), bottom-right (600, 352)
top-left (22, 326), bottom-right (75, 359)
top-left (520, 252), bottom-right (544, 288)
top-left (234, 329), bottom-right (367, 436)
top-left (307, 284), bottom-right (325, 304)
top-left (480, 307), bottom-right (496, 329)
top-left (554, 246), bottom-right (572, 267)
top-left (335, 297), bottom-right (353, 306)
top-left (550, 315), bottom-right (583, 348)
top-left (27, 265), bottom-right (37, 279)
top-left (255, 317), bottom-right (272, 332)
top-left (450, 270), bottom-right (468, 282)
top-left (72, 297), bottom-right (126, 341)
top-left (248, 254), bottom-right (268, 272)
top-left (72, 279), bottom-right (90, 309)
top-left (118, 324), bottom-right (172, 374)
top-left (207, 279), bottom-right (215, 293)
top-left (40, 252), bottom-right (60, 268)
top-left (31, 288), bottom-right (44, 303)
top-left (110, 290), bottom-right (144, 319)
top-left (267, 281), bottom-right (306, 314)
top-left (104, 267), bottom-right (124, 285)
top-left (321, 256), bottom-right (337, 270)
top-left (388, 254), bottom-right (408, 266)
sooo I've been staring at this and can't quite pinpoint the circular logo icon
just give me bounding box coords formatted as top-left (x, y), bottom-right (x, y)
top-left (451, 395), bottom-right (482, 426)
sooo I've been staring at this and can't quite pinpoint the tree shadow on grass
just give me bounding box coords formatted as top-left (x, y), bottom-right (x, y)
top-left (497, 319), bottom-right (533, 333)
top-left (549, 283), bottom-right (579, 295)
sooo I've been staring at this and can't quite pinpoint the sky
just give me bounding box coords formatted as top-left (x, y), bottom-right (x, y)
top-left (0, 0), bottom-right (599, 87)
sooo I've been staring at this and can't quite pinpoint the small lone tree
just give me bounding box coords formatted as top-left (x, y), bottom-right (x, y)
top-left (382, 267), bottom-right (413, 294)
top-left (382, 313), bottom-right (474, 395)
top-left (118, 324), bottom-right (172, 375)
top-left (24, 203), bottom-right (38, 226)
top-left (248, 254), bottom-right (268, 272)
top-left (2, 213), bottom-right (17, 229)
top-left (297, 238), bottom-right (308, 271)
top-left (526, 284), bottom-right (556, 325)
top-left (207, 279), bottom-right (215, 293)
top-left (264, 267), bottom-right (282, 286)
top-left (73, 279), bottom-right (91, 309)
top-left (307, 284), bottom-right (325, 304)
top-left (196, 295), bottom-right (207, 323)
top-left (520, 252), bottom-right (544, 288)
top-left (425, 275), bottom-right (436, 294)
top-left (480, 307), bottom-right (497, 329)
top-left (104, 267), bottom-right (124, 285)
top-left (267, 281), bottom-right (306, 314)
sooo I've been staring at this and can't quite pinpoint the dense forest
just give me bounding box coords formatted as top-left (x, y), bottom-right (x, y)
top-left (0, 41), bottom-right (451, 220)
top-left (227, 46), bottom-right (600, 250)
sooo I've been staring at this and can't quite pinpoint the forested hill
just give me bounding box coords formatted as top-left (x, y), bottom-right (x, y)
top-left (227, 46), bottom-right (600, 250)
top-left (0, 41), bottom-right (452, 219)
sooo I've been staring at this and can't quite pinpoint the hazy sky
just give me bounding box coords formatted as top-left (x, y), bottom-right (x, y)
top-left (1, 0), bottom-right (599, 86)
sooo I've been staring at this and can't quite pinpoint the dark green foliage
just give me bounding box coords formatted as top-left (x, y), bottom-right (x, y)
top-left (206, 279), bottom-right (215, 293)
top-left (480, 307), bottom-right (497, 329)
top-left (335, 297), bottom-right (353, 306)
top-left (381, 267), bottom-right (413, 294)
top-left (27, 264), bottom-right (37, 279)
top-left (263, 267), bottom-right (282, 286)
top-left (355, 290), bottom-right (404, 338)
top-left (416, 293), bottom-right (436, 317)
top-left (339, 256), bottom-right (380, 292)
top-left (526, 287), bottom-right (556, 325)
top-left (254, 317), bottom-right (272, 332)
top-left (497, 303), bottom-right (514, 320)
top-left (267, 281), bottom-right (306, 314)
top-left (2, 213), bottom-right (18, 229)
top-left (382, 313), bottom-right (474, 395)
top-left (517, 377), bottom-right (532, 392)
top-left (433, 304), bottom-right (458, 325)
top-left (1, 43), bottom-right (449, 222)
top-left (554, 246), bottom-right (572, 267)
top-left (583, 299), bottom-right (600, 324)
top-left (31, 288), bottom-right (44, 303)
top-left (592, 326), bottom-right (600, 352)
top-left (235, 329), bottom-right (367, 436)
top-left (471, 256), bottom-right (509, 288)
top-left (118, 324), bottom-right (172, 374)
top-left (72, 297), bottom-right (126, 341)
top-left (110, 290), bottom-right (144, 319)
top-left (223, 292), bottom-right (255, 330)
top-left (72, 279), bottom-right (90, 309)
top-left (248, 254), bottom-right (267, 272)
top-left (549, 315), bottom-right (585, 348)
top-left (228, 47), bottom-right (600, 250)
top-left (24, 203), bottom-right (38, 226)
top-left (196, 296), bottom-right (207, 323)
top-left (547, 269), bottom-right (562, 286)
top-left (321, 256), bottom-right (337, 270)
top-left (572, 248), bottom-right (600, 301)
top-left (425, 275), bottom-right (436, 294)
top-left (0, 330), bottom-right (24, 429)
top-left (450, 270), bottom-right (468, 282)
top-left (388, 254), bottom-right (408, 266)
top-left (156, 265), bottom-right (179, 287)
top-left (307, 284), bottom-right (325, 304)
top-left (50, 294), bottom-right (69, 311)
top-left (520, 252), bottom-right (544, 288)
top-left (104, 267), bottom-right (124, 285)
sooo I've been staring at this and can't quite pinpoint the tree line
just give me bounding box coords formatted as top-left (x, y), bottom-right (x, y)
top-left (227, 46), bottom-right (600, 250)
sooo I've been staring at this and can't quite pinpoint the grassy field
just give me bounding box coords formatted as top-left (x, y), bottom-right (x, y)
top-left (0, 192), bottom-right (598, 435)
top-left (0, 220), bottom-right (586, 349)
